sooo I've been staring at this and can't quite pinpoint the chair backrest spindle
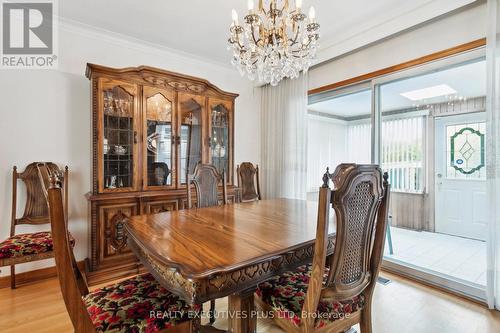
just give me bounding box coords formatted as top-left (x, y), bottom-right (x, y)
top-left (11, 162), bottom-right (68, 235)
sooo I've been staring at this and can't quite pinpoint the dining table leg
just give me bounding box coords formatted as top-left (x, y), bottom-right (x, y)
top-left (228, 289), bottom-right (257, 333)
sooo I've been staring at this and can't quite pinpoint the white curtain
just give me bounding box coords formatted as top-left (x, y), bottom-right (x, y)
top-left (486, 0), bottom-right (500, 310)
top-left (306, 117), bottom-right (347, 192)
top-left (260, 74), bottom-right (308, 200)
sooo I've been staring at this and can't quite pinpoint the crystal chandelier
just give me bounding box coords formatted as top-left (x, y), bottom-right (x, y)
top-left (228, 0), bottom-right (320, 86)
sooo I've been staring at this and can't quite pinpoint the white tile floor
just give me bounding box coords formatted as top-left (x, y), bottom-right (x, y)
top-left (384, 227), bottom-right (487, 285)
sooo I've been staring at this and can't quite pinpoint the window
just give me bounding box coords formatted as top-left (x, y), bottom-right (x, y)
top-left (446, 122), bottom-right (486, 180)
top-left (347, 122), bottom-right (371, 163)
top-left (307, 87), bottom-right (371, 192)
top-left (381, 116), bottom-right (425, 192)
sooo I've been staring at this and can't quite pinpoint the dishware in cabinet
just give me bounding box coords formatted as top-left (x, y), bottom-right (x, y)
top-left (99, 78), bottom-right (140, 193)
top-left (208, 98), bottom-right (234, 185)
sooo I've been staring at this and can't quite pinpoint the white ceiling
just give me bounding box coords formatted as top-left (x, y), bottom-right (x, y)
top-left (59, 0), bottom-right (477, 67)
top-left (309, 90), bottom-right (372, 118)
top-left (308, 59), bottom-right (486, 118)
top-left (380, 60), bottom-right (486, 111)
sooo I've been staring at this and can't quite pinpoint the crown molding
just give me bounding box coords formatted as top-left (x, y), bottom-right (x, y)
top-left (58, 17), bottom-right (235, 72)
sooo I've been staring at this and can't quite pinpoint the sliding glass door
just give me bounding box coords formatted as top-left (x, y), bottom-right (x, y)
top-left (376, 55), bottom-right (487, 299)
top-left (308, 47), bottom-right (487, 300)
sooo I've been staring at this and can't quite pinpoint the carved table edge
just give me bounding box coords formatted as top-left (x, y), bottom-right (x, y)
top-left (127, 234), bottom-right (336, 305)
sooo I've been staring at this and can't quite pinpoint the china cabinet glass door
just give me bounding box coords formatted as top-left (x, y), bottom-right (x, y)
top-left (100, 80), bottom-right (138, 192)
top-left (178, 94), bottom-right (204, 186)
top-left (143, 87), bottom-right (175, 189)
top-left (208, 99), bottom-right (232, 182)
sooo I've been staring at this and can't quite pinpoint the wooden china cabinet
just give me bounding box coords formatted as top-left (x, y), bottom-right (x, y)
top-left (85, 64), bottom-right (239, 284)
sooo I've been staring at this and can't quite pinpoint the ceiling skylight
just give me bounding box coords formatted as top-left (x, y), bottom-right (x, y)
top-left (400, 84), bottom-right (457, 101)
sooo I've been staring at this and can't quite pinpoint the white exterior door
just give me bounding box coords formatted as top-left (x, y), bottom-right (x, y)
top-left (435, 113), bottom-right (487, 241)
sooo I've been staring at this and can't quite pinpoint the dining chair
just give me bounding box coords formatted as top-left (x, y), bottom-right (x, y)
top-left (186, 163), bottom-right (226, 325)
top-left (0, 162), bottom-right (71, 289)
top-left (236, 162), bottom-right (261, 202)
top-left (37, 163), bottom-right (200, 333)
top-left (186, 163), bottom-right (227, 209)
top-left (255, 164), bottom-right (390, 333)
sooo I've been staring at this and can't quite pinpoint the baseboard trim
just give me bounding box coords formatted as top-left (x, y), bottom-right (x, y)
top-left (0, 261), bottom-right (85, 289)
top-left (1, 260), bottom-right (146, 289)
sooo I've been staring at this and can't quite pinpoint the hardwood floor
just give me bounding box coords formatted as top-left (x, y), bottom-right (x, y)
top-left (0, 272), bottom-right (499, 333)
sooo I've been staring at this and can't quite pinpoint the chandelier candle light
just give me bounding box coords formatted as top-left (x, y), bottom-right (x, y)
top-left (228, 0), bottom-right (320, 86)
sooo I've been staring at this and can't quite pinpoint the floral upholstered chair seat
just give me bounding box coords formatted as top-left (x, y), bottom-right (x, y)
top-left (83, 273), bottom-right (199, 333)
top-left (255, 264), bottom-right (365, 328)
top-left (0, 231), bottom-right (75, 263)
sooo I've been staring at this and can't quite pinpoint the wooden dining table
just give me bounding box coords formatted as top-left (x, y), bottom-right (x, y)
top-left (124, 198), bottom-right (336, 333)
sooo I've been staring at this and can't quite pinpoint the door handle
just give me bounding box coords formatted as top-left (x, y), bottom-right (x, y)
top-left (436, 173), bottom-right (443, 187)
top-left (133, 131), bottom-right (138, 144)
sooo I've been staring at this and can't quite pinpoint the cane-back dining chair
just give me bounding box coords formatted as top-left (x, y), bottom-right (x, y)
top-left (236, 162), bottom-right (261, 202)
top-left (37, 163), bottom-right (200, 333)
top-left (255, 164), bottom-right (390, 333)
top-left (0, 162), bottom-right (71, 289)
top-left (186, 163), bottom-right (227, 324)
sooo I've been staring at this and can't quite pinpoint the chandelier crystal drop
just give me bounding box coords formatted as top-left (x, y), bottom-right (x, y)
top-left (228, 0), bottom-right (320, 86)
